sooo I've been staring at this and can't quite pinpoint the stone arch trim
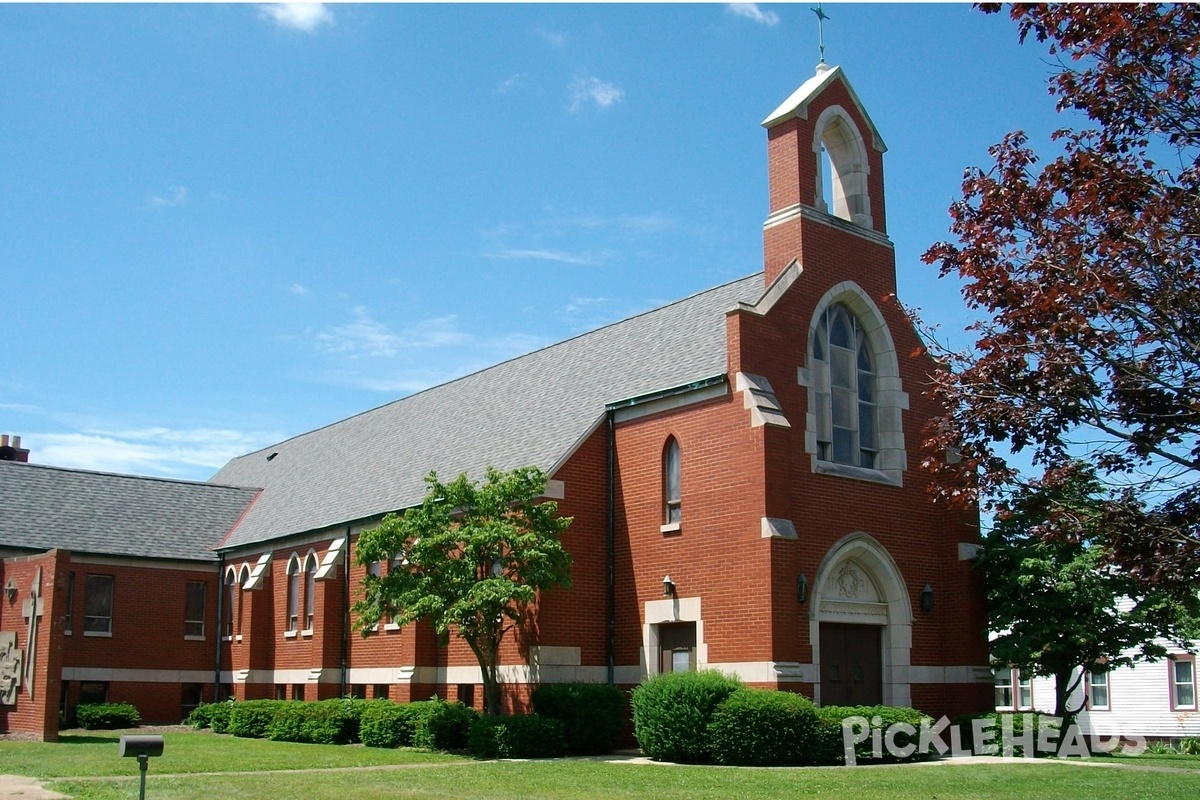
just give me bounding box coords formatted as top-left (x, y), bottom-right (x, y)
top-left (811, 103), bottom-right (872, 227)
top-left (799, 280), bottom-right (908, 485)
top-left (809, 531), bottom-right (913, 708)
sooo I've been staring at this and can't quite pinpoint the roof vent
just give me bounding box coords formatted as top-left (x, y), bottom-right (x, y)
top-left (266, 452), bottom-right (278, 462)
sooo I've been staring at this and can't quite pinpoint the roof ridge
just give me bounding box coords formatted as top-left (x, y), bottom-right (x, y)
top-left (225, 271), bottom-right (762, 463)
top-left (0, 459), bottom-right (258, 492)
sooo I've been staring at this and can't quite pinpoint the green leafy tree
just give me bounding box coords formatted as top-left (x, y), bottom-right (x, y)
top-left (354, 466), bottom-right (572, 716)
top-left (981, 465), bottom-right (1197, 740)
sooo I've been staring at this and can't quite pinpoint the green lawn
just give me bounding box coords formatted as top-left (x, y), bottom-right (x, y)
top-left (0, 729), bottom-right (457, 778)
top-left (3, 731), bottom-right (1198, 800)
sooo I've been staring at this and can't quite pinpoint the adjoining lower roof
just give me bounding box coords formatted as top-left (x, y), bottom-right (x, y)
top-left (0, 461), bottom-right (259, 562)
top-left (211, 273), bottom-right (765, 551)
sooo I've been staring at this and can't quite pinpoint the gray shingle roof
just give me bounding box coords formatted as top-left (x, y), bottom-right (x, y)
top-left (0, 461), bottom-right (259, 562)
top-left (211, 273), bottom-right (764, 550)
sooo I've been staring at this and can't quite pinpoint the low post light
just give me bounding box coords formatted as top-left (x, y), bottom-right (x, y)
top-left (119, 735), bottom-right (164, 800)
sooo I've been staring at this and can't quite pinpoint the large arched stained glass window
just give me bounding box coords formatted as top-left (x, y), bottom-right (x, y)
top-left (811, 303), bottom-right (877, 469)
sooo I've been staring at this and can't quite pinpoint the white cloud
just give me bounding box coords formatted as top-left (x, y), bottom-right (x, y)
top-left (314, 307), bottom-right (475, 360)
top-left (259, 3), bottom-right (334, 33)
top-left (287, 283), bottom-right (310, 296)
top-left (486, 248), bottom-right (598, 266)
top-left (563, 296), bottom-right (612, 316)
top-left (496, 73), bottom-right (526, 95)
top-left (33, 427), bottom-right (276, 479)
top-left (315, 306), bottom-right (404, 358)
top-left (311, 308), bottom-right (547, 393)
top-left (727, 3), bottom-right (781, 26)
top-left (536, 28), bottom-right (566, 47)
top-left (556, 213), bottom-right (677, 233)
top-left (0, 402), bottom-right (42, 414)
top-left (149, 186), bottom-right (188, 207)
top-left (569, 77), bottom-right (624, 112)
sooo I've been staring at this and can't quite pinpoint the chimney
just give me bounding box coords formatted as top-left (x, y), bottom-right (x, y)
top-left (0, 434), bottom-right (30, 463)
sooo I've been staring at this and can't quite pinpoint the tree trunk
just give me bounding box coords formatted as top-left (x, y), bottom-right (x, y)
top-left (467, 635), bottom-right (503, 716)
top-left (1053, 665), bottom-right (1086, 755)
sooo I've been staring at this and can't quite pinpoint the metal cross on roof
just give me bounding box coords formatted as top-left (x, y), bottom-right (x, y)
top-left (811, 3), bottom-right (830, 65)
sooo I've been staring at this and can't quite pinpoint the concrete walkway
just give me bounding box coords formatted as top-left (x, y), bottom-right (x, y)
top-left (0, 775), bottom-right (67, 800)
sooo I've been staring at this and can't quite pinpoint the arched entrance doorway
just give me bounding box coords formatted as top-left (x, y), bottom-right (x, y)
top-left (809, 532), bottom-right (913, 707)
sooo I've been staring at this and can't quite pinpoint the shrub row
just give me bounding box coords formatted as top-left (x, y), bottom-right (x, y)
top-left (953, 711), bottom-right (1059, 756)
top-left (531, 682), bottom-right (625, 755)
top-left (184, 683), bottom-right (624, 759)
top-left (631, 671), bottom-right (931, 766)
top-left (354, 699), bottom-right (476, 750)
top-left (188, 698), bottom-right (371, 744)
top-left (820, 704), bottom-right (930, 764)
top-left (708, 688), bottom-right (830, 766)
top-left (267, 698), bottom-right (369, 744)
top-left (631, 670), bottom-right (742, 763)
top-left (468, 714), bottom-right (567, 759)
top-left (75, 702), bottom-right (141, 730)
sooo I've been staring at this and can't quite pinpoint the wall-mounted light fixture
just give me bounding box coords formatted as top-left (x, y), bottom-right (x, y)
top-left (920, 583), bottom-right (934, 613)
top-left (662, 575), bottom-right (676, 597)
top-left (797, 573), bottom-right (808, 604)
top-left (4, 578), bottom-right (16, 603)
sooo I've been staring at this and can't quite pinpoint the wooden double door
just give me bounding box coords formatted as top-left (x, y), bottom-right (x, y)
top-left (819, 622), bottom-right (882, 706)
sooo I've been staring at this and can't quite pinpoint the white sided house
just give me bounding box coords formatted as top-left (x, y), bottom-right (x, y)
top-left (994, 643), bottom-right (1199, 741)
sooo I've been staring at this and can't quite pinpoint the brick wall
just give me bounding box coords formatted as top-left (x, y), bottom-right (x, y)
top-left (0, 549), bottom-right (67, 740)
top-left (58, 554), bottom-right (218, 725)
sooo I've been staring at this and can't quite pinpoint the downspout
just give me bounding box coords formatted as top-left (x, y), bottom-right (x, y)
top-left (214, 552), bottom-right (225, 701)
top-left (606, 408), bottom-right (616, 686)
top-left (600, 375), bottom-right (724, 688)
top-left (341, 526), bottom-right (352, 697)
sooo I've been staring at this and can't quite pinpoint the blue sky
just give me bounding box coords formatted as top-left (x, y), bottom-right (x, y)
top-left (0, 3), bottom-right (1066, 480)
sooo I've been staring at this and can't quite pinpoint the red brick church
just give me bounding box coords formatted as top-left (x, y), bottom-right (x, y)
top-left (1, 64), bottom-right (991, 740)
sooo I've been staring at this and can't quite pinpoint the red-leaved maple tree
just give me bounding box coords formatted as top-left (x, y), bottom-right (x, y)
top-left (918, 4), bottom-right (1200, 594)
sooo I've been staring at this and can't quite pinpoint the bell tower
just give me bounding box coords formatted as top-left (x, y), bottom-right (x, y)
top-left (760, 64), bottom-right (891, 288)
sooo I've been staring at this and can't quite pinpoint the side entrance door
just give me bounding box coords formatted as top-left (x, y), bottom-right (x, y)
top-left (819, 622), bottom-right (882, 706)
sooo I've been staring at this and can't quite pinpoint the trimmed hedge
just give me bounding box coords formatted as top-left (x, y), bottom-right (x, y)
top-left (468, 714), bottom-right (568, 759)
top-left (413, 700), bottom-right (477, 751)
top-left (359, 699), bottom-right (477, 751)
top-left (75, 702), bottom-right (141, 730)
top-left (228, 700), bottom-right (282, 739)
top-left (707, 689), bottom-right (825, 766)
top-left (267, 699), bottom-right (364, 745)
top-left (208, 700), bottom-right (234, 734)
top-left (630, 670), bottom-right (742, 763)
top-left (185, 703), bottom-right (217, 730)
top-left (953, 711), bottom-right (1059, 757)
top-left (531, 682), bottom-right (624, 755)
top-left (360, 701), bottom-right (419, 748)
top-left (817, 705), bottom-right (931, 764)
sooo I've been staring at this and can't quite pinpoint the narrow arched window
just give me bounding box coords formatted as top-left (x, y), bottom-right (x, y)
top-left (812, 304), bottom-right (878, 469)
top-left (236, 566), bottom-right (250, 636)
top-left (663, 437), bottom-right (681, 524)
top-left (223, 567), bottom-right (237, 638)
top-left (286, 555), bottom-right (301, 632)
top-left (304, 553), bottom-right (318, 631)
